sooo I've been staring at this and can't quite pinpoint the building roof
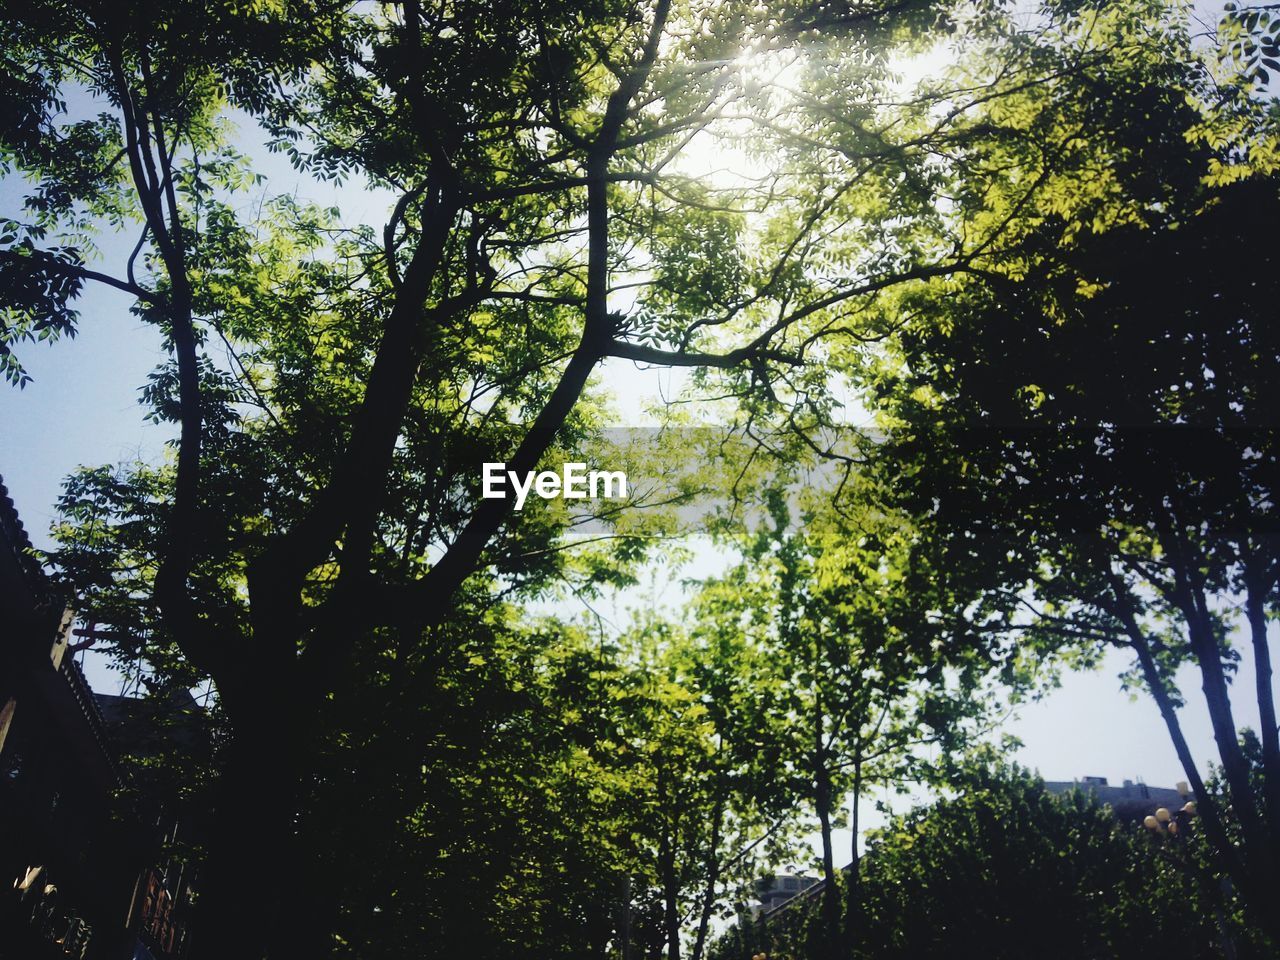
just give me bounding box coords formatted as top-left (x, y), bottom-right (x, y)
top-left (1042, 777), bottom-right (1189, 821)
top-left (757, 874), bottom-right (823, 920)
top-left (0, 472), bottom-right (58, 627)
top-left (2, 472), bottom-right (116, 784)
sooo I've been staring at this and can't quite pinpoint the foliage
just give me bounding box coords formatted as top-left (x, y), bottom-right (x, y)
top-left (308, 611), bottom-right (634, 959)
top-left (713, 764), bottom-right (1224, 960)
top-left (5, 0), bottom-right (1276, 957)
top-left (677, 464), bottom-right (1037, 960)
top-left (848, 5), bottom-right (1280, 942)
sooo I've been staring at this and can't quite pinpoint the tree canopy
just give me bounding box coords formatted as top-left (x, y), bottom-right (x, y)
top-left (3, 0), bottom-right (1279, 957)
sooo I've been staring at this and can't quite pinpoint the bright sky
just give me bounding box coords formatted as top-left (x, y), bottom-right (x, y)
top-left (1, 2), bottom-right (1274, 871)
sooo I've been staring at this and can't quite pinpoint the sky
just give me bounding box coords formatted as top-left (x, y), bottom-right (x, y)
top-left (1, 3), bottom-right (1274, 867)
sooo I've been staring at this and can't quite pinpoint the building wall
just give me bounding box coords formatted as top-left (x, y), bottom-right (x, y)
top-left (1, 477), bottom-right (147, 959)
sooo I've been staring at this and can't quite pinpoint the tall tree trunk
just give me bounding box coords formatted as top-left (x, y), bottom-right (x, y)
top-left (621, 874), bottom-right (633, 960)
top-left (1244, 566), bottom-right (1280, 835)
top-left (658, 767), bottom-right (681, 960)
top-left (690, 797), bottom-right (724, 960)
top-left (1180, 591), bottom-right (1280, 927)
top-left (843, 757), bottom-right (863, 955)
top-left (189, 678), bottom-right (300, 960)
top-left (1185, 602), bottom-right (1270, 845)
top-left (1109, 575), bottom-right (1280, 947)
top-left (813, 717), bottom-right (839, 960)
top-left (1160, 522), bottom-right (1274, 873)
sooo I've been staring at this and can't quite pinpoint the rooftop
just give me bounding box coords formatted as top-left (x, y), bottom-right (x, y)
top-left (1042, 776), bottom-right (1190, 821)
top-left (0, 472), bottom-right (58, 626)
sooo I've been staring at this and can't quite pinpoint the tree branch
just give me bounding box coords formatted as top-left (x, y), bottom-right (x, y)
top-left (606, 339), bottom-right (802, 368)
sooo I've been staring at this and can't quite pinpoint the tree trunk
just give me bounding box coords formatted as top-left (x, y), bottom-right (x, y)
top-left (658, 768), bottom-right (681, 960)
top-left (189, 688), bottom-right (301, 960)
top-left (813, 726), bottom-right (839, 960)
top-left (661, 859), bottom-right (681, 960)
top-left (843, 758), bottom-right (863, 954)
top-left (1114, 590), bottom-right (1280, 948)
top-left (1159, 523), bottom-right (1275, 880)
top-left (621, 874), bottom-right (633, 960)
top-left (1244, 568), bottom-right (1280, 844)
top-left (690, 798), bottom-right (724, 960)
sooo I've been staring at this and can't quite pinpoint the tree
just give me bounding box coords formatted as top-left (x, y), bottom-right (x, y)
top-left (299, 610), bottom-right (639, 960)
top-left (854, 765), bottom-right (1222, 959)
top-left (604, 617), bottom-right (786, 960)
top-left (712, 764), bottom-right (1228, 960)
top-left (852, 3), bottom-right (1280, 942)
top-left (4, 0), bottom-right (1051, 955)
top-left (5, 0), bottom-right (1220, 956)
top-left (684, 475), bottom-right (1024, 960)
